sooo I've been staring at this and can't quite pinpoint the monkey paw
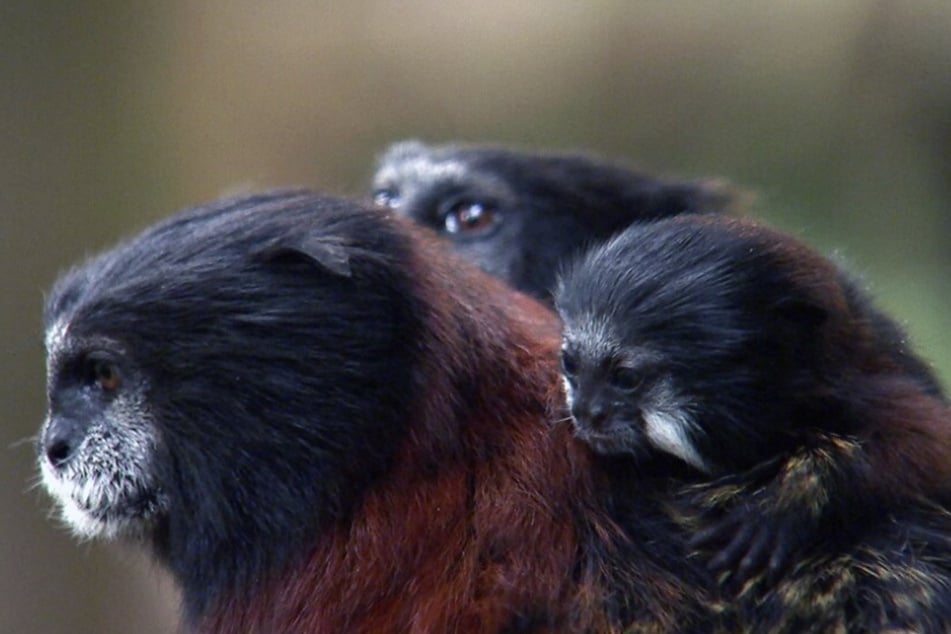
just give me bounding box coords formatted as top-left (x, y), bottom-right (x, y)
top-left (688, 497), bottom-right (814, 592)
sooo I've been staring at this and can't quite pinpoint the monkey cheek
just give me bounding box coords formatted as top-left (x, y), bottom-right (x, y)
top-left (641, 408), bottom-right (708, 473)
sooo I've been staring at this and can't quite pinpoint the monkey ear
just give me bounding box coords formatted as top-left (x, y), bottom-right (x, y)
top-left (255, 236), bottom-right (352, 278)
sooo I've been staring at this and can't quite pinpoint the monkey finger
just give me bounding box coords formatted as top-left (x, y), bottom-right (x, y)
top-left (707, 522), bottom-right (756, 572)
top-left (766, 537), bottom-right (793, 586)
top-left (689, 516), bottom-right (740, 550)
top-left (736, 527), bottom-right (772, 581)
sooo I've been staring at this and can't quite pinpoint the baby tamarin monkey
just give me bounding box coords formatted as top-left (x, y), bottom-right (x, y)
top-left (555, 214), bottom-right (951, 593)
top-left (371, 140), bottom-right (739, 303)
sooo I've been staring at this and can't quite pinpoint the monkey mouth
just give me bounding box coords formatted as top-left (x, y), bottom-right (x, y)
top-left (81, 488), bottom-right (163, 520)
top-left (572, 420), bottom-right (643, 456)
top-left (40, 458), bottom-right (166, 540)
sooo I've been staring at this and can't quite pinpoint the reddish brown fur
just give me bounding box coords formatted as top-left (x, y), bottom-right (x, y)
top-left (855, 376), bottom-right (951, 502)
top-left (761, 220), bottom-right (951, 508)
top-left (692, 215), bottom-right (951, 507)
top-left (197, 217), bottom-right (710, 633)
top-left (668, 216), bottom-right (951, 629)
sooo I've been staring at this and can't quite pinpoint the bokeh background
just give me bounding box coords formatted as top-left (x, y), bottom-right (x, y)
top-left (2, 2), bottom-right (949, 631)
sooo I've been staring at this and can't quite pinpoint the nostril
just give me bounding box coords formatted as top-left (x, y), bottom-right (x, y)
top-left (571, 401), bottom-right (612, 432)
top-left (46, 438), bottom-right (74, 467)
top-left (42, 417), bottom-right (85, 468)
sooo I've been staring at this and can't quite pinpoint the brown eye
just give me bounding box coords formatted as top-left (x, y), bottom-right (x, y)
top-left (95, 361), bottom-right (121, 391)
top-left (84, 354), bottom-right (122, 392)
top-left (444, 202), bottom-right (498, 235)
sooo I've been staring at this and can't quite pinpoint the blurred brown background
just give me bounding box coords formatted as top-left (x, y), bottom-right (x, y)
top-left (2, 1), bottom-right (949, 632)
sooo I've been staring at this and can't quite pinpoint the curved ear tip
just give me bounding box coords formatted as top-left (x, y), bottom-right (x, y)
top-left (312, 250), bottom-right (352, 277)
top-left (255, 240), bottom-right (352, 278)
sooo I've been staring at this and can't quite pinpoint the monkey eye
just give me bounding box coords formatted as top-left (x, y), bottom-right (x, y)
top-left (372, 188), bottom-right (401, 209)
top-left (560, 351), bottom-right (578, 377)
top-left (609, 365), bottom-right (643, 392)
top-left (83, 352), bottom-right (122, 393)
top-left (443, 201), bottom-right (499, 235)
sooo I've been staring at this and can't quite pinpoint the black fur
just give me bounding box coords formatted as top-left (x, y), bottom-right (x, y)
top-left (556, 216), bottom-right (943, 472)
top-left (840, 276), bottom-right (948, 401)
top-left (43, 192), bottom-right (423, 618)
top-left (557, 217), bottom-right (826, 471)
top-left (555, 214), bottom-right (951, 629)
top-left (372, 140), bottom-right (737, 302)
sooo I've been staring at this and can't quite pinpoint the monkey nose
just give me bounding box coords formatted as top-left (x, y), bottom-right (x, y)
top-left (588, 408), bottom-right (609, 430)
top-left (42, 416), bottom-right (86, 469)
top-left (571, 403), bottom-right (610, 431)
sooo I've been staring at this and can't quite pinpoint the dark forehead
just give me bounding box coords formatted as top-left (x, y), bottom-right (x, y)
top-left (374, 144), bottom-right (519, 216)
top-left (376, 143), bottom-right (509, 186)
top-left (556, 216), bottom-right (798, 333)
top-left (44, 192), bottom-right (302, 317)
top-left (560, 310), bottom-right (623, 359)
top-left (376, 142), bottom-right (610, 186)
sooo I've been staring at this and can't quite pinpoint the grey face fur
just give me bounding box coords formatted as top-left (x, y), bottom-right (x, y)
top-left (372, 141), bottom-right (518, 283)
top-left (560, 318), bottom-right (708, 473)
top-left (39, 318), bottom-right (166, 540)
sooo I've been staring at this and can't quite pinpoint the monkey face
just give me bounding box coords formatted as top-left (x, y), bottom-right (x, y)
top-left (372, 142), bottom-right (506, 239)
top-left (559, 320), bottom-right (708, 472)
top-left (372, 141), bottom-right (522, 285)
top-left (39, 326), bottom-right (166, 540)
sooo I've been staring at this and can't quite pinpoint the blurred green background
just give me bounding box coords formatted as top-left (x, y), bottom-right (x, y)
top-left (2, 2), bottom-right (948, 631)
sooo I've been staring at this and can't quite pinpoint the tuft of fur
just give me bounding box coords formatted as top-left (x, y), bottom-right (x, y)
top-left (371, 140), bottom-right (742, 303)
top-left (39, 191), bottom-right (716, 633)
top-left (556, 214), bottom-right (951, 630)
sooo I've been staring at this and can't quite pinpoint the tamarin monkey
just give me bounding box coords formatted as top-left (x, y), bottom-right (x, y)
top-left (555, 213), bottom-right (951, 631)
top-left (38, 191), bottom-right (716, 633)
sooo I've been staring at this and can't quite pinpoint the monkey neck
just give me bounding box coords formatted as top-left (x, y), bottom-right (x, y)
top-left (192, 358), bottom-right (613, 632)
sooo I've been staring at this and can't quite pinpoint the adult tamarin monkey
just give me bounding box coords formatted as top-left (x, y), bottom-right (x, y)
top-left (371, 140), bottom-right (739, 304)
top-left (37, 191), bottom-right (715, 633)
top-left (555, 214), bottom-right (951, 631)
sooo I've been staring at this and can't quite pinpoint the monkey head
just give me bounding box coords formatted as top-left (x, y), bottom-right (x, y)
top-left (371, 140), bottom-right (736, 301)
top-left (554, 215), bottom-right (850, 475)
top-left (38, 192), bottom-right (422, 614)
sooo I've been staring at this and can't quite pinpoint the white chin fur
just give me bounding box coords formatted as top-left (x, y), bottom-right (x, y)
top-left (642, 409), bottom-right (708, 473)
top-left (39, 457), bottom-right (152, 541)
